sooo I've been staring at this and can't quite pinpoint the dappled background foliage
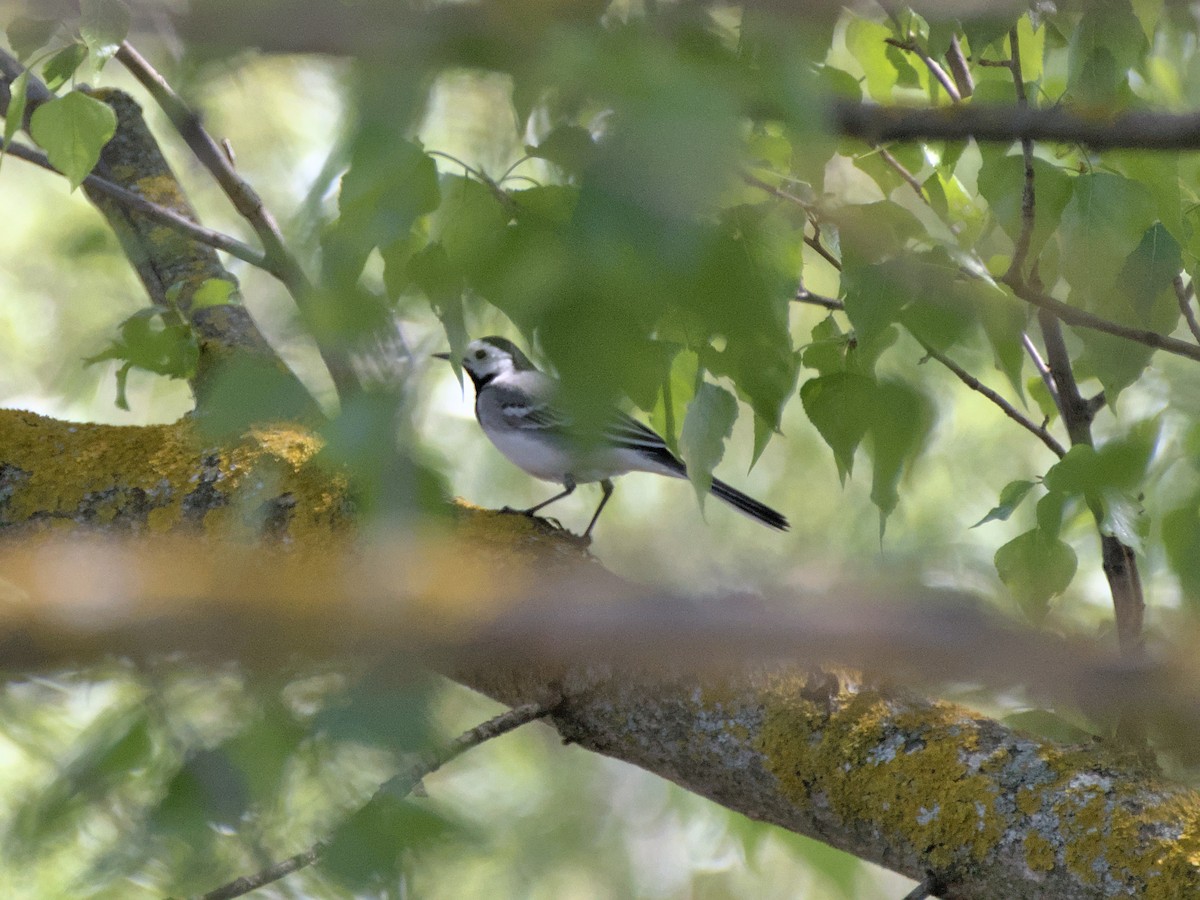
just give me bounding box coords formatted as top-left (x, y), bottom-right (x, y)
top-left (5, 0), bottom-right (1200, 896)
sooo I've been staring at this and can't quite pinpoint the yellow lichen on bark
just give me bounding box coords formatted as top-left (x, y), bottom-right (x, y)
top-left (0, 409), bottom-right (349, 541)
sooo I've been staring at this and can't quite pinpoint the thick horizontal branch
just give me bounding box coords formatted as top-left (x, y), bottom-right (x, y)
top-left (831, 100), bottom-right (1200, 151)
top-left (2, 408), bottom-right (1200, 895)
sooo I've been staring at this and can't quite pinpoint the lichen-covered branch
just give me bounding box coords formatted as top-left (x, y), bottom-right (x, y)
top-left (453, 663), bottom-right (1200, 899)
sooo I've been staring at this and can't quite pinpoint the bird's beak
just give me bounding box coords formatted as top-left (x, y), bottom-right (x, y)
top-left (432, 351), bottom-right (451, 361)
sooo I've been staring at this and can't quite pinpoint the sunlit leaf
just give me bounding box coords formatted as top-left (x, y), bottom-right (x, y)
top-left (29, 90), bottom-right (116, 189)
top-left (679, 382), bottom-right (738, 505)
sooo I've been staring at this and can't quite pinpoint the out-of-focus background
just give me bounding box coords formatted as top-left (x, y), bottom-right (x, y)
top-left (3, 0), bottom-right (1200, 896)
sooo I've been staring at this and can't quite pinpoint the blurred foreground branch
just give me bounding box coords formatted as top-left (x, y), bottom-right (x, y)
top-left (2, 409), bottom-right (1200, 896)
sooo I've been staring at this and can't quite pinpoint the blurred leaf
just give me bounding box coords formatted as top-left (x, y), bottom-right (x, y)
top-left (13, 703), bottom-right (153, 848)
top-left (973, 281), bottom-right (1027, 399)
top-left (80, 0), bottom-right (131, 63)
top-left (1164, 498), bottom-right (1200, 607)
top-left (1036, 490), bottom-right (1069, 539)
top-left (679, 382), bottom-right (738, 506)
top-left (973, 480), bottom-right (1037, 528)
top-left (407, 242), bottom-right (467, 364)
top-left (526, 124), bottom-right (597, 177)
top-left (1059, 173), bottom-right (1156, 300)
top-left (0, 70), bottom-right (30, 176)
top-left (321, 793), bottom-right (456, 890)
top-left (1067, 0), bottom-right (1146, 108)
top-left (866, 379), bottom-right (936, 528)
top-left (1003, 709), bottom-right (1094, 744)
top-left (323, 136), bottom-right (439, 286)
top-left (30, 90), bottom-right (116, 188)
top-left (844, 15), bottom-right (896, 102)
top-left (995, 528), bottom-right (1078, 622)
top-left (434, 175), bottom-right (509, 282)
top-left (976, 150), bottom-right (1073, 261)
top-left (312, 675), bottom-right (432, 751)
top-left (195, 356), bottom-right (316, 439)
top-left (41, 42), bottom-right (88, 92)
top-left (317, 391), bottom-right (450, 521)
top-left (6, 15), bottom-right (58, 61)
top-left (1043, 420), bottom-right (1158, 497)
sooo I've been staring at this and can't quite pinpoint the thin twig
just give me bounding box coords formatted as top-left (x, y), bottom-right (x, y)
top-left (114, 41), bottom-right (357, 398)
top-left (876, 146), bottom-right (928, 203)
top-left (1006, 28), bottom-right (1037, 280)
top-left (1174, 274), bottom-right (1200, 344)
top-left (1, 138), bottom-right (268, 268)
top-left (197, 701), bottom-right (556, 900)
top-left (917, 338), bottom-right (1065, 458)
top-left (902, 878), bottom-right (936, 900)
top-left (198, 845), bottom-right (326, 900)
top-left (741, 173), bottom-right (844, 270)
top-left (1004, 279), bottom-right (1200, 364)
top-left (885, 37), bottom-right (962, 102)
top-left (794, 288), bottom-right (845, 311)
top-left (1021, 332), bottom-right (1060, 409)
top-left (945, 35), bottom-right (974, 99)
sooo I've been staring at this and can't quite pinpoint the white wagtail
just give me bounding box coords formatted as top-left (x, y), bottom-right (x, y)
top-left (435, 336), bottom-right (789, 537)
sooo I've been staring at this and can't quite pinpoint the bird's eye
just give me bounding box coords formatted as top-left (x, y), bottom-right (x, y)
top-left (474, 349), bottom-right (487, 360)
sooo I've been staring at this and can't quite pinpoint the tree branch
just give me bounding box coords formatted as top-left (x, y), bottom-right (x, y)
top-left (916, 338), bottom-right (1066, 458)
top-left (0, 137), bottom-right (268, 268)
top-left (199, 702), bottom-right (555, 900)
top-left (830, 100), bottom-right (1200, 151)
top-left (1174, 274), bottom-right (1200, 345)
top-left (114, 41), bottom-right (357, 399)
top-left (1004, 279), bottom-right (1200, 364)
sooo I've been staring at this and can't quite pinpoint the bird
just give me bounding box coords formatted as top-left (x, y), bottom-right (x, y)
top-left (435, 336), bottom-right (789, 538)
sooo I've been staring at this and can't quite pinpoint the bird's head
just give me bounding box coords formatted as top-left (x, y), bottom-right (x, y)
top-left (435, 336), bottom-right (537, 389)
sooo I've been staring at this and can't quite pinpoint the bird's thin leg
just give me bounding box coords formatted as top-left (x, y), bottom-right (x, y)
top-left (523, 477), bottom-right (576, 516)
top-left (582, 479), bottom-right (614, 538)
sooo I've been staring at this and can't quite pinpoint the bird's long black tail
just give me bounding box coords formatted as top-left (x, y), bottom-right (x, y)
top-left (710, 477), bottom-right (789, 531)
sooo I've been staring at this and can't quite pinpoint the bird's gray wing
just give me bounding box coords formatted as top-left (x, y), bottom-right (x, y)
top-left (492, 380), bottom-right (685, 469)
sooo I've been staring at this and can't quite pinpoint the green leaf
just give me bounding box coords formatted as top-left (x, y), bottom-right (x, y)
top-left (1164, 498), bottom-right (1200, 607)
top-left (844, 15), bottom-right (897, 102)
top-left (800, 372), bottom-right (874, 482)
top-left (323, 135), bottom-right (439, 286)
top-left (1068, 0), bottom-right (1146, 107)
top-left (1036, 490), bottom-right (1068, 539)
top-left (1058, 173), bottom-right (1156, 299)
top-left (321, 793), bottom-right (455, 890)
top-left (189, 277), bottom-right (238, 309)
top-left (866, 379), bottom-right (935, 527)
top-left (6, 15), bottom-right (59, 61)
top-left (994, 528), bottom-right (1078, 623)
top-left (408, 242), bottom-right (468, 369)
top-left (30, 90), bottom-right (116, 189)
top-left (84, 308), bottom-right (199, 409)
top-left (80, 0), bottom-right (131, 63)
top-left (679, 382), bottom-right (738, 506)
top-left (526, 124), bottom-right (597, 176)
top-left (1043, 420), bottom-right (1158, 497)
top-left (41, 42), bottom-right (88, 92)
top-left (976, 150), bottom-right (1073, 262)
top-left (973, 280), bottom-right (1028, 399)
top-left (0, 70), bottom-right (30, 176)
top-left (973, 480), bottom-right (1037, 528)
